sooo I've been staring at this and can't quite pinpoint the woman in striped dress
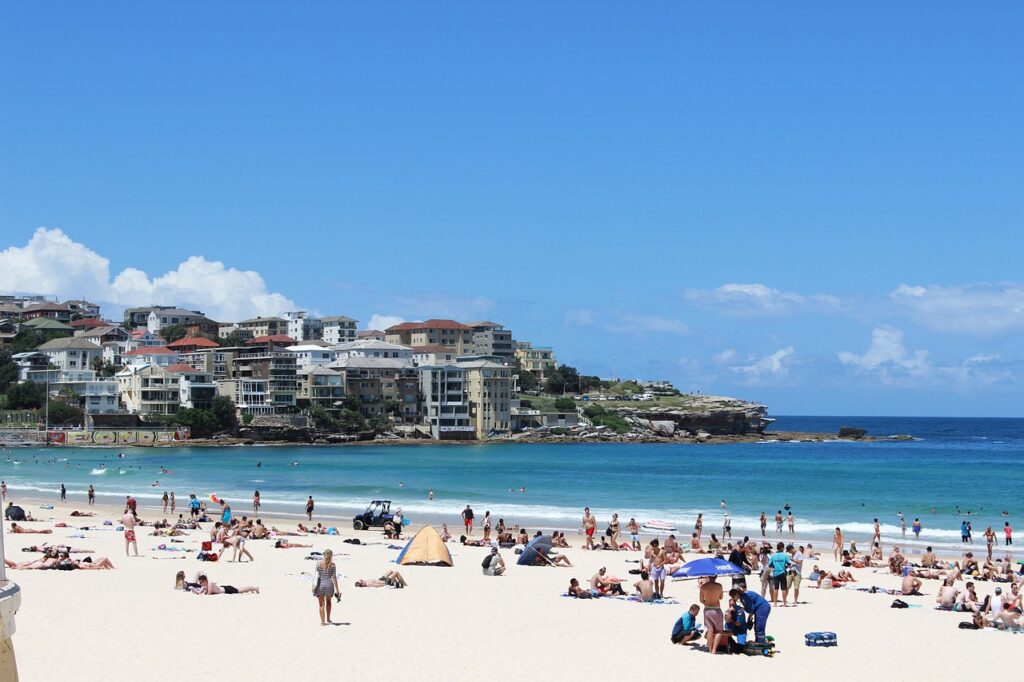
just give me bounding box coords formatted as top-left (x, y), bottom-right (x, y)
top-left (314, 549), bottom-right (340, 625)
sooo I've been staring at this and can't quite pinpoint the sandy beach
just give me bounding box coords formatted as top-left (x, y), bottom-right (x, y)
top-left (0, 493), bottom-right (1017, 682)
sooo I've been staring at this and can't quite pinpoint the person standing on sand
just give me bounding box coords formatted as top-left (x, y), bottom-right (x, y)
top-left (730, 588), bottom-right (772, 643)
top-left (787, 511), bottom-right (795, 534)
top-left (162, 491), bottom-right (169, 514)
top-left (60, 484), bottom-right (66, 502)
top-left (628, 517), bottom-right (641, 550)
top-left (88, 485), bottom-right (95, 506)
top-left (305, 496), bottom-right (314, 521)
top-left (1005, 522), bottom-right (1013, 546)
top-left (122, 510), bottom-right (139, 557)
top-left (897, 511), bottom-right (906, 538)
top-left (699, 576), bottom-right (726, 654)
top-left (694, 513), bottom-right (703, 539)
top-left (609, 513), bottom-right (620, 550)
top-left (722, 512), bottom-right (731, 540)
top-left (871, 518), bottom-right (881, 547)
top-left (649, 544), bottom-right (668, 598)
top-left (582, 507), bottom-right (596, 549)
top-left (462, 505), bottom-right (474, 536)
top-left (759, 512), bottom-right (767, 537)
top-left (482, 511), bottom-right (492, 542)
top-left (774, 510), bottom-right (783, 534)
top-left (253, 491), bottom-right (260, 513)
top-left (833, 527), bottom-right (844, 562)
top-left (984, 526), bottom-right (996, 559)
top-left (313, 549), bottom-right (340, 625)
top-left (1, 481), bottom-right (6, 501)
top-left (125, 495), bottom-right (137, 515)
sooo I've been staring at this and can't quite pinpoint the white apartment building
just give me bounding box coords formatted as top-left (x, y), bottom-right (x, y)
top-left (418, 365), bottom-right (473, 440)
top-left (36, 337), bottom-right (103, 371)
top-left (334, 339), bottom-right (413, 360)
top-left (284, 311), bottom-right (323, 342)
top-left (321, 316), bottom-right (358, 345)
top-left (286, 344), bottom-right (337, 370)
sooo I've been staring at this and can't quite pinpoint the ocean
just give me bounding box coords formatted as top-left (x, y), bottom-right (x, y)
top-left (3, 416), bottom-right (1021, 555)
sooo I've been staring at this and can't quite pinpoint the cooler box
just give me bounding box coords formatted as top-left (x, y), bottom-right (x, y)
top-left (805, 631), bottom-right (838, 647)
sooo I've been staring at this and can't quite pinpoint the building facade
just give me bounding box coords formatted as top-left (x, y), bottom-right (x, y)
top-left (321, 316), bottom-right (358, 345)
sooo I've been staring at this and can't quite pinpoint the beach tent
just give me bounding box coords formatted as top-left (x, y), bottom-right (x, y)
top-left (517, 534), bottom-right (554, 566)
top-left (396, 526), bottom-right (453, 566)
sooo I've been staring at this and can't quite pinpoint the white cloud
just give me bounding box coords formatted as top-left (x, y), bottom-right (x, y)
top-left (729, 346), bottom-right (796, 381)
top-left (712, 349), bottom-right (738, 365)
top-left (365, 314), bottom-right (404, 331)
top-left (838, 326), bottom-right (930, 374)
top-left (0, 227), bottom-right (295, 321)
top-left (684, 283), bottom-right (840, 314)
top-left (564, 309), bottom-right (595, 326)
top-left (617, 314), bottom-right (689, 335)
top-left (890, 283), bottom-right (1024, 335)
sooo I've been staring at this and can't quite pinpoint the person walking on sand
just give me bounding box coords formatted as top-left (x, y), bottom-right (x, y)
top-left (253, 490), bottom-right (260, 513)
top-left (759, 512), bottom-right (767, 537)
top-left (60, 484), bottom-right (66, 502)
top-left (722, 511), bottom-right (731, 540)
top-left (582, 507), bottom-right (596, 549)
top-left (314, 549), bottom-right (340, 625)
top-left (462, 505), bottom-right (474, 536)
top-left (162, 491), bottom-right (169, 514)
top-left (169, 491), bottom-right (175, 513)
top-left (88, 484), bottom-right (95, 506)
top-left (122, 510), bottom-right (139, 557)
top-left (305, 496), bottom-right (314, 521)
top-left (833, 527), bottom-right (844, 562)
top-left (984, 526), bottom-right (996, 559)
top-left (774, 510), bottom-right (783, 534)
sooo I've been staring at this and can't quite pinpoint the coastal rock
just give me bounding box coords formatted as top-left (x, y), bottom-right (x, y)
top-left (838, 426), bottom-right (868, 439)
top-left (650, 420), bottom-right (675, 436)
top-left (610, 395), bottom-right (772, 436)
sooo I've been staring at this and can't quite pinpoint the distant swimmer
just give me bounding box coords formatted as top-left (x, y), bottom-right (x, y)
top-left (291, 462), bottom-right (299, 467)
top-left (399, 481), bottom-right (404, 488)
top-left (519, 487), bottom-right (526, 493)
top-left (428, 489), bottom-right (434, 500)
top-left (257, 462), bottom-right (261, 468)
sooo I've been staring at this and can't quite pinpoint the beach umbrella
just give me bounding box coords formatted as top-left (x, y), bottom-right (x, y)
top-left (671, 557), bottom-right (746, 579)
top-left (517, 535), bottom-right (554, 566)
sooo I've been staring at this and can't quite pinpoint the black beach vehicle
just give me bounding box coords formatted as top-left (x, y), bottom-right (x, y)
top-left (352, 500), bottom-right (394, 530)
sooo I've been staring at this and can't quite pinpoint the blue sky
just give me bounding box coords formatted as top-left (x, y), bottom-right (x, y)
top-left (2, 3), bottom-right (1023, 416)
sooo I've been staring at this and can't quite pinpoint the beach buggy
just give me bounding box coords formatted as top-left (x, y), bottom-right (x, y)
top-left (352, 500), bottom-right (395, 531)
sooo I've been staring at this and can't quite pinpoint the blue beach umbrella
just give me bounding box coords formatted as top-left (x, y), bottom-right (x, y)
top-left (517, 535), bottom-right (554, 566)
top-left (671, 557), bottom-right (747, 579)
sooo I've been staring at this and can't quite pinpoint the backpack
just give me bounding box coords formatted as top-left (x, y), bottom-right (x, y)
top-left (890, 599), bottom-right (909, 609)
top-left (482, 555), bottom-right (492, 569)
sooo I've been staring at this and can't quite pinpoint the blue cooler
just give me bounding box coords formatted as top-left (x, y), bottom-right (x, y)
top-left (805, 631), bottom-right (838, 647)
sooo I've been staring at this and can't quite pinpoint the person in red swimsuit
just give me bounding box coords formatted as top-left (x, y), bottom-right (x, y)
top-left (122, 510), bottom-right (139, 557)
top-left (583, 507), bottom-right (596, 549)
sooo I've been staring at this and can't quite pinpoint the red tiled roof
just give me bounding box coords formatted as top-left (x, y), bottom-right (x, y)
top-left (166, 336), bottom-right (219, 349)
top-left (386, 319), bottom-right (471, 332)
top-left (164, 363), bottom-right (200, 373)
top-left (124, 346), bottom-right (177, 356)
top-left (69, 318), bottom-right (107, 328)
top-left (246, 334), bottom-right (296, 345)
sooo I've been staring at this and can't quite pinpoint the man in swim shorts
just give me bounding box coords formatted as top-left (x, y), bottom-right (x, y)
top-left (628, 517), bottom-right (640, 550)
top-left (462, 505), bottom-right (474, 535)
top-left (122, 510), bottom-right (138, 557)
top-left (582, 507), bottom-right (595, 549)
top-left (649, 545), bottom-right (668, 598)
top-left (699, 576), bottom-right (726, 654)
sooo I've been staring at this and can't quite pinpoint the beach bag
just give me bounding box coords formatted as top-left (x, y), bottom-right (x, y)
top-left (890, 599), bottom-right (909, 609)
top-left (743, 641), bottom-right (775, 657)
top-left (958, 621), bottom-right (979, 629)
top-left (805, 631), bottom-right (838, 647)
top-left (482, 555), bottom-right (493, 569)
top-left (201, 541), bottom-right (213, 552)
top-left (821, 578), bottom-right (833, 589)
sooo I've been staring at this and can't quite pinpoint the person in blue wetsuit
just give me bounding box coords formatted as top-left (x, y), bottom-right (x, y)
top-left (671, 604), bottom-right (702, 645)
top-left (730, 588), bottom-right (771, 642)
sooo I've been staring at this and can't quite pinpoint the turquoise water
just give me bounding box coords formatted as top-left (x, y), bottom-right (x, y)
top-left (3, 416), bottom-right (1021, 554)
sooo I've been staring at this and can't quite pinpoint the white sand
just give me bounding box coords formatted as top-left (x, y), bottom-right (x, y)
top-left (2, 496), bottom-right (1018, 681)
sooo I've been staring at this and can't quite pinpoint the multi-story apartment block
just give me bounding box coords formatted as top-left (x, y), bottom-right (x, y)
top-left (22, 301), bottom-right (75, 323)
top-left (295, 366), bottom-right (345, 411)
top-left (75, 325), bottom-right (131, 346)
top-left (514, 341), bottom-right (557, 382)
top-left (25, 369), bottom-right (120, 415)
top-left (64, 300), bottom-right (101, 319)
top-left (411, 344), bottom-right (457, 366)
top-left (287, 344), bottom-right (337, 370)
top-left (459, 359), bottom-right (512, 437)
top-left (236, 316), bottom-right (288, 340)
top-left (124, 306), bottom-right (213, 333)
top-left (165, 363), bottom-right (217, 410)
top-left (217, 322), bottom-right (239, 339)
top-left (328, 356), bottom-right (419, 421)
top-left (356, 329), bottom-right (385, 342)
top-left (284, 311), bottom-right (323, 342)
top-left (321, 316), bottom-right (358, 345)
top-left (36, 337), bottom-right (103, 371)
top-left (216, 379), bottom-right (272, 416)
top-left (467, 321), bottom-right (515, 364)
top-left (165, 336), bottom-right (220, 354)
top-left (227, 350), bottom-right (297, 411)
top-left (122, 346), bottom-right (180, 368)
top-left (116, 363), bottom-right (182, 416)
top-left (385, 320), bottom-right (474, 354)
top-left (11, 351), bottom-right (51, 381)
top-left (418, 365), bottom-right (473, 439)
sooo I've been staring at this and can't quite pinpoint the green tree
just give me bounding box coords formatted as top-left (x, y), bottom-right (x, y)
top-left (0, 352), bottom-right (19, 392)
top-left (369, 416), bottom-right (391, 434)
top-left (309, 404), bottom-right (339, 431)
top-left (90, 357), bottom-right (117, 377)
top-left (210, 396), bottom-right (238, 432)
top-left (514, 361), bottom-right (539, 393)
top-left (46, 399), bottom-right (84, 426)
top-left (160, 324), bottom-right (188, 343)
top-left (221, 331), bottom-right (247, 347)
top-left (338, 408), bottom-right (367, 434)
top-left (6, 381), bottom-right (45, 409)
top-left (554, 397), bottom-right (576, 410)
top-left (172, 408), bottom-right (220, 437)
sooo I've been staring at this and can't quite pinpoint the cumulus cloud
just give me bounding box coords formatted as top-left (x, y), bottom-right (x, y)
top-left (890, 283), bottom-right (1024, 335)
top-left (684, 283), bottom-right (840, 315)
top-left (838, 326), bottom-right (930, 375)
top-left (729, 346), bottom-right (796, 381)
top-left (0, 227), bottom-right (296, 321)
top-left (564, 309), bottom-right (595, 326)
top-left (365, 314), bottom-right (404, 331)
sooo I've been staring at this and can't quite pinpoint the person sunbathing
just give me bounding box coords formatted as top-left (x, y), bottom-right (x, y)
top-left (56, 553), bottom-right (114, 570)
top-left (690, 533), bottom-right (705, 553)
top-left (69, 511), bottom-right (95, 517)
top-left (10, 523), bottom-right (51, 534)
top-left (274, 539), bottom-right (312, 549)
top-left (271, 526), bottom-right (301, 536)
top-left (540, 553), bottom-right (573, 567)
top-left (460, 535), bottom-right (488, 547)
top-left (568, 577), bottom-right (598, 598)
top-left (195, 573), bottom-right (259, 595)
top-left (297, 524), bottom-right (311, 534)
top-left (901, 574), bottom-right (923, 596)
top-left (355, 571), bottom-right (407, 588)
top-left (936, 579), bottom-right (960, 608)
top-left (590, 567), bottom-right (625, 595)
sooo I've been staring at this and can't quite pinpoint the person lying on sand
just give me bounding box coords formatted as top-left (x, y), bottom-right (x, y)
top-left (5, 556), bottom-right (59, 570)
top-left (568, 577), bottom-right (599, 598)
top-left (274, 539), bottom-right (312, 549)
top-left (10, 523), bottom-right (50, 534)
top-left (534, 552), bottom-right (572, 567)
top-left (194, 572), bottom-right (259, 595)
top-left (460, 535), bottom-right (488, 547)
top-left (69, 511), bottom-right (95, 517)
top-left (56, 553), bottom-right (114, 570)
top-left (297, 524), bottom-right (311, 534)
top-left (355, 571), bottom-right (407, 588)
top-left (23, 543), bottom-right (93, 554)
